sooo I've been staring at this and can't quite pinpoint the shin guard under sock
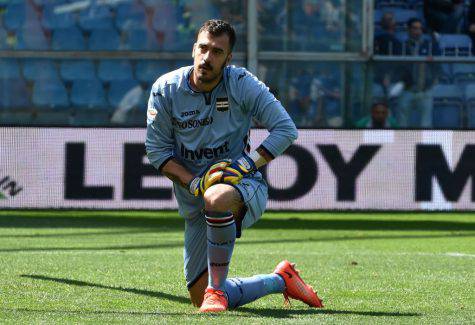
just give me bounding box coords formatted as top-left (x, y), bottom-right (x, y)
top-left (205, 211), bottom-right (236, 291)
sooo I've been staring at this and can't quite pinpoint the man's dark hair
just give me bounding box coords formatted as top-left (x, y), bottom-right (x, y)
top-left (371, 102), bottom-right (388, 111)
top-left (407, 17), bottom-right (422, 28)
top-left (196, 19), bottom-right (236, 52)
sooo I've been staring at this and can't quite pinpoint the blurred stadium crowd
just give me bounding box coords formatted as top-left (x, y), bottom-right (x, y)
top-left (0, 0), bottom-right (474, 128)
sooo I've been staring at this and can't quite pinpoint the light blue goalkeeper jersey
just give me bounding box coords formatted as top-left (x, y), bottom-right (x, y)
top-left (145, 65), bottom-right (297, 218)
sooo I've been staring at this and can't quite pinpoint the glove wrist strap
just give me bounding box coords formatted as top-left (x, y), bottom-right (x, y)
top-left (188, 177), bottom-right (200, 195)
top-left (238, 154), bottom-right (257, 172)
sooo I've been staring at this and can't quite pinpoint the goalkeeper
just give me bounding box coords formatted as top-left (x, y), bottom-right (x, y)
top-left (145, 19), bottom-right (323, 312)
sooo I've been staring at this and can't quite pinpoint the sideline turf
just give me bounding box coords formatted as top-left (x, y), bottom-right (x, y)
top-left (0, 211), bottom-right (473, 324)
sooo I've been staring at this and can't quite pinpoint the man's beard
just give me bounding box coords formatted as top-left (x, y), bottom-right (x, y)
top-left (197, 61), bottom-right (227, 83)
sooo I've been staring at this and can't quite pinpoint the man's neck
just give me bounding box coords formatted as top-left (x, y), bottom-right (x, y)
top-left (190, 70), bottom-right (223, 92)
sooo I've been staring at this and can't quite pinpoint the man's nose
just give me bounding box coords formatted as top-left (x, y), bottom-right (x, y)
top-left (202, 50), bottom-right (211, 61)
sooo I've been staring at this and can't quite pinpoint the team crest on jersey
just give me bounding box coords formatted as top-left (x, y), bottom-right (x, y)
top-left (216, 97), bottom-right (229, 112)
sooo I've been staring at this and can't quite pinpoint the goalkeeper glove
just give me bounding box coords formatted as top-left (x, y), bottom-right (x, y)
top-left (188, 159), bottom-right (231, 196)
top-left (222, 154), bottom-right (257, 185)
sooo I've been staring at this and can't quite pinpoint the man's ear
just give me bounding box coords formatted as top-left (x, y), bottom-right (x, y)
top-left (225, 52), bottom-right (233, 65)
top-left (192, 43), bottom-right (196, 58)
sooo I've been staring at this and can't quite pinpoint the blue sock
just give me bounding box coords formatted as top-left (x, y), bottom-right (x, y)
top-left (225, 274), bottom-right (285, 308)
top-left (206, 211), bottom-right (236, 292)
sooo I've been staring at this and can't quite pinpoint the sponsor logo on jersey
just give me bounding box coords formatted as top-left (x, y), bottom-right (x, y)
top-left (171, 116), bottom-right (213, 129)
top-left (180, 141), bottom-right (230, 160)
top-left (180, 110), bottom-right (200, 118)
top-left (216, 97), bottom-right (229, 112)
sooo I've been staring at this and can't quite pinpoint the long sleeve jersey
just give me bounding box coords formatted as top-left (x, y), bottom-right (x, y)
top-left (145, 65), bottom-right (298, 218)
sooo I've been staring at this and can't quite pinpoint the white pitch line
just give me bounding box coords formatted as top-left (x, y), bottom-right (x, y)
top-left (246, 251), bottom-right (475, 258)
top-left (444, 252), bottom-right (475, 258)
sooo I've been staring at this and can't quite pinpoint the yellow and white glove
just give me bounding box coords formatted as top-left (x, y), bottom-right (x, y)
top-left (188, 159), bottom-right (231, 196)
top-left (221, 154), bottom-right (257, 185)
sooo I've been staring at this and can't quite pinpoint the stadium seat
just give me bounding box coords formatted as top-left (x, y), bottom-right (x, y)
top-left (466, 84), bottom-right (475, 127)
top-left (438, 63), bottom-right (453, 84)
top-left (407, 0), bottom-right (423, 9)
top-left (32, 78), bottom-right (69, 108)
top-left (33, 0), bottom-right (69, 7)
top-left (31, 75), bottom-right (72, 122)
top-left (108, 79), bottom-right (141, 108)
top-left (439, 34), bottom-right (472, 56)
top-left (432, 84), bottom-right (463, 128)
top-left (3, 3), bottom-right (29, 31)
top-left (115, 2), bottom-right (147, 31)
top-left (79, 5), bottom-right (114, 31)
top-left (41, 3), bottom-right (76, 30)
top-left (16, 27), bottom-right (49, 50)
top-left (464, 83), bottom-right (475, 101)
top-left (0, 78), bottom-right (30, 108)
top-left (71, 78), bottom-right (111, 125)
top-left (122, 84), bottom-right (150, 125)
top-left (97, 60), bottom-right (133, 82)
top-left (372, 83), bottom-right (386, 101)
top-left (122, 28), bottom-right (160, 51)
top-left (88, 29), bottom-right (120, 51)
top-left (52, 27), bottom-right (86, 51)
top-left (71, 79), bottom-right (107, 108)
top-left (324, 100), bottom-right (342, 120)
top-left (376, 0), bottom-right (409, 9)
top-left (453, 64), bottom-right (475, 86)
top-left (152, 2), bottom-right (179, 34)
top-left (432, 104), bottom-right (462, 128)
top-left (0, 27), bottom-right (7, 49)
top-left (432, 84), bottom-right (463, 102)
top-left (0, 59), bottom-right (21, 79)
top-left (22, 59), bottom-right (58, 82)
top-left (135, 60), bottom-right (169, 83)
top-left (5, 2), bottom-right (42, 30)
top-left (60, 60), bottom-right (96, 82)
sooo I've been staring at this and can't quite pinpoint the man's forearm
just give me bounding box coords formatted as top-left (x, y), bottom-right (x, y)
top-left (253, 146), bottom-right (274, 168)
top-left (161, 158), bottom-right (194, 189)
top-left (162, 147), bottom-right (273, 188)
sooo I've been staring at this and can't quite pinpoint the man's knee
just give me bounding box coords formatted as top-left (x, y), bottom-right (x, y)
top-left (203, 183), bottom-right (239, 212)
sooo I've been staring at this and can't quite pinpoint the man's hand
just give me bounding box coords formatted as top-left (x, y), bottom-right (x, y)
top-left (188, 160), bottom-right (231, 196)
top-left (221, 154), bottom-right (257, 185)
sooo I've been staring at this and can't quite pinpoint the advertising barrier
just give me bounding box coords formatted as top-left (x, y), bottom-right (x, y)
top-left (1, 128), bottom-right (474, 210)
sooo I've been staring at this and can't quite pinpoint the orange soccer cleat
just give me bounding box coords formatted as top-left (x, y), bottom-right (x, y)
top-left (274, 260), bottom-right (324, 308)
top-left (199, 288), bottom-right (228, 313)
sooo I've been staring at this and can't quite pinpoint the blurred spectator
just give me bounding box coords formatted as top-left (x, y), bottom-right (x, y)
top-left (468, 0), bottom-right (475, 55)
top-left (402, 18), bottom-right (441, 56)
top-left (289, 0), bottom-right (325, 51)
top-left (257, 0), bottom-right (286, 50)
top-left (374, 12), bottom-right (402, 55)
top-left (424, 0), bottom-right (465, 34)
top-left (181, 0), bottom-right (218, 31)
top-left (311, 66), bottom-right (342, 126)
top-left (215, 0), bottom-right (246, 50)
top-left (287, 69), bottom-right (321, 126)
top-left (320, 0), bottom-right (342, 33)
top-left (355, 102), bottom-right (398, 128)
top-left (397, 18), bottom-right (441, 127)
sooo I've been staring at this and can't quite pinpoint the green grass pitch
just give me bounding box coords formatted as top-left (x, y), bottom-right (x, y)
top-left (0, 210), bottom-right (473, 324)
